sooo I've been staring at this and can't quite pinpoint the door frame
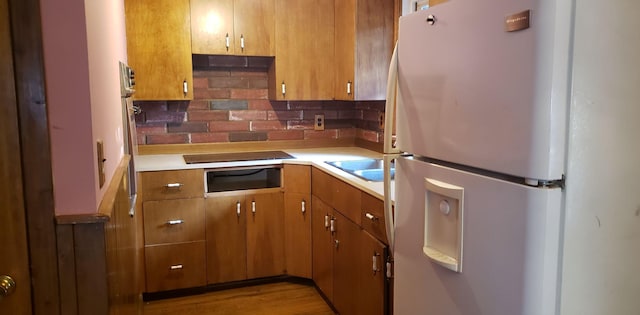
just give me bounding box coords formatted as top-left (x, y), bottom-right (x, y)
top-left (8, 0), bottom-right (61, 314)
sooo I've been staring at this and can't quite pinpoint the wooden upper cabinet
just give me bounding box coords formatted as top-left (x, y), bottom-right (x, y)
top-left (334, 0), bottom-right (394, 100)
top-left (191, 0), bottom-right (275, 56)
top-left (269, 0), bottom-right (335, 100)
top-left (125, 0), bottom-right (193, 100)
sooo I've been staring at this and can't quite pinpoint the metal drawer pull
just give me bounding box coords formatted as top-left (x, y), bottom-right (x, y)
top-left (347, 81), bottom-right (352, 95)
top-left (252, 201), bottom-right (256, 214)
top-left (240, 34), bottom-right (245, 51)
top-left (170, 264), bottom-right (183, 270)
top-left (330, 218), bottom-right (336, 232)
top-left (237, 201), bottom-right (241, 217)
top-left (301, 200), bottom-right (306, 214)
top-left (365, 212), bottom-right (378, 221)
top-left (225, 33), bottom-right (230, 50)
top-left (167, 219), bottom-right (184, 225)
top-left (166, 183), bottom-right (183, 189)
top-left (324, 215), bottom-right (329, 228)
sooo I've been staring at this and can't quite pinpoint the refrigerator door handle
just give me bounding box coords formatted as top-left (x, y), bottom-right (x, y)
top-left (384, 42), bottom-right (400, 155)
top-left (383, 154), bottom-right (398, 252)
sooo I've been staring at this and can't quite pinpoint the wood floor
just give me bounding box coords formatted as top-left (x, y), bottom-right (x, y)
top-left (143, 282), bottom-right (336, 315)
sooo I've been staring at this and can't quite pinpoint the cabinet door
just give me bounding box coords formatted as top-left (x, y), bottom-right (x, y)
top-left (270, 0), bottom-right (334, 100)
top-left (125, 0), bottom-right (193, 100)
top-left (332, 211), bottom-right (360, 315)
top-left (246, 191), bottom-right (285, 278)
top-left (284, 192), bottom-right (311, 278)
top-left (334, 0), bottom-right (394, 101)
top-left (234, 0), bottom-right (275, 56)
top-left (205, 195), bottom-right (247, 284)
top-left (191, 0), bottom-right (234, 54)
top-left (358, 230), bottom-right (387, 315)
top-left (311, 196), bottom-right (334, 302)
top-left (334, 0), bottom-right (356, 100)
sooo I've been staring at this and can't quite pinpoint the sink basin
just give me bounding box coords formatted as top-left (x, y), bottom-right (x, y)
top-left (325, 159), bottom-right (394, 182)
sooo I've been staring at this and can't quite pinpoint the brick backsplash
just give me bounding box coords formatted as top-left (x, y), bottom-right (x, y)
top-left (134, 69), bottom-right (385, 145)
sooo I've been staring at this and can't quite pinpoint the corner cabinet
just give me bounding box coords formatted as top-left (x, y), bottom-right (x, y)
top-left (268, 0), bottom-right (335, 100)
top-left (311, 167), bottom-right (389, 315)
top-left (334, 0), bottom-right (394, 100)
top-left (125, 0), bottom-right (193, 100)
top-left (191, 0), bottom-right (275, 56)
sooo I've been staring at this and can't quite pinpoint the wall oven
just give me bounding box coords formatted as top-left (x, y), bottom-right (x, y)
top-left (119, 61), bottom-right (139, 216)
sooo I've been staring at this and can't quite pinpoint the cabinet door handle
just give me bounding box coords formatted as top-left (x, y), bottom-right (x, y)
top-left (301, 200), bottom-right (306, 214)
top-left (167, 219), bottom-right (184, 225)
top-left (334, 239), bottom-right (340, 249)
top-left (281, 81), bottom-right (286, 97)
top-left (169, 264), bottom-right (183, 270)
top-left (166, 183), bottom-right (183, 189)
top-left (330, 217), bottom-right (336, 232)
top-left (372, 252), bottom-right (380, 274)
top-left (386, 261), bottom-right (392, 279)
top-left (251, 200), bottom-right (256, 214)
top-left (236, 201), bottom-right (241, 217)
top-left (183, 80), bottom-right (188, 96)
top-left (225, 33), bottom-right (230, 50)
top-left (240, 34), bottom-right (245, 51)
top-left (324, 214), bottom-right (329, 228)
top-left (347, 81), bottom-right (352, 95)
top-left (365, 212), bottom-right (378, 221)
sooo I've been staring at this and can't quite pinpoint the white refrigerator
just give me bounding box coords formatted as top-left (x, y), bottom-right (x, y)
top-left (383, 0), bottom-right (640, 314)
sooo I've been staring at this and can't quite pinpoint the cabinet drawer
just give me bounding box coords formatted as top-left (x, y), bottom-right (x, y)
top-left (361, 192), bottom-right (387, 244)
top-left (141, 169), bottom-right (204, 200)
top-left (333, 177), bottom-right (362, 225)
top-left (145, 241), bottom-right (206, 292)
top-left (311, 167), bottom-right (333, 204)
top-left (143, 198), bottom-right (205, 245)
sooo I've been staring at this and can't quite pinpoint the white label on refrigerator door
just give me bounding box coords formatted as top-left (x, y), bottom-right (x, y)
top-left (424, 178), bottom-right (464, 272)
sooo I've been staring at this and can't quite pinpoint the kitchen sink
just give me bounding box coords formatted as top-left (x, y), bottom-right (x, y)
top-left (325, 159), bottom-right (394, 182)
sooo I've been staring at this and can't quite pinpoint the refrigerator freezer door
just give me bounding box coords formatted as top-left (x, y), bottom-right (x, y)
top-left (396, 0), bottom-right (572, 181)
top-left (394, 157), bottom-right (562, 315)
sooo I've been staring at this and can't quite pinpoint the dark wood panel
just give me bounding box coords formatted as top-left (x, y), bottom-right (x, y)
top-left (55, 225), bottom-right (77, 315)
top-left (74, 223), bottom-right (109, 315)
top-left (8, 0), bottom-right (60, 313)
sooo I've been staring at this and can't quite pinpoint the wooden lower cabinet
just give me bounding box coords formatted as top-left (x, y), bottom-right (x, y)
top-left (284, 192), bottom-right (311, 278)
top-left (312, 196), bottom-right (334, 301)
top-left (332, 211), bottom-right (361, 315)
top-left (205, 195), bottom-right (247, 284)
top-left (205, 189), bottom-right (285, 284)
top-left (358, 230), bottom-right (387, 315)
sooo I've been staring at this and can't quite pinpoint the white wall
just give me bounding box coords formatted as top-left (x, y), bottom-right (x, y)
top-left (561, 0), bottom-right (640, 313)
top-left (41, 0), bottom-right (128, 215)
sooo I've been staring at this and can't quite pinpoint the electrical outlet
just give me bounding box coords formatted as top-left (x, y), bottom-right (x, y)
top-left (314, 114), bottom-right (325, 131)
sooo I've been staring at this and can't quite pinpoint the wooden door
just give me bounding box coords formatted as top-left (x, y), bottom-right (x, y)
top-left (270, 0), bottom-right (334, 100)
top-left (246, 191), bottom-right (285, 278)
top-left (205, 195), bottom-right (247, 284)
top-left (332, 211), bottom-right (361, 315)
top-left (0, 0), bottom-right (31, 312)
top-left (234, 0), bottom-right (275, 56)
top-left (311, 196), bottom-right (334, 302)
top-left (191, 0), bottom-right (234, 55)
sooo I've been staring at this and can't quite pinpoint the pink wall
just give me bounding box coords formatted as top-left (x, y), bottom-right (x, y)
top-left (41, 0), bottom-right (128, 215)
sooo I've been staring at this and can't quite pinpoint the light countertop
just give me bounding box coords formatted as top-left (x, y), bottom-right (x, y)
top-left (135, 146), bottom-right (393, 202)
